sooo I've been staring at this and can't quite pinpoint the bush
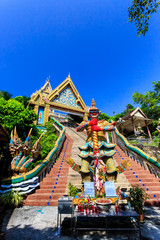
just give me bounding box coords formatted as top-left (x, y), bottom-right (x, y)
top-left (40, 120), bottom-right (58, 159)
top-left (0, 190), bottom-right (24, 208)
top-left (68, 183), bottom-right (78, 197)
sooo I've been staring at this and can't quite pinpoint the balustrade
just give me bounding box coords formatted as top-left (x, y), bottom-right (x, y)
top-left (37, 119), bottom-right (66, 183)
top-left (116, 133), bottom-right (160, 179)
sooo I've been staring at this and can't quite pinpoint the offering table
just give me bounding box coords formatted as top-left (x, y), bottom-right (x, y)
top-left (73, 205), bottom-right (140, 238)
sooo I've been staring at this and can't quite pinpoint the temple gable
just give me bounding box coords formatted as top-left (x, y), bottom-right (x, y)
top-left (51, 86), bottom-right (81, 109)
top-left (29, 74), bottom-right (87, 125)
top-left (40, 79), bottom-right (52, 95)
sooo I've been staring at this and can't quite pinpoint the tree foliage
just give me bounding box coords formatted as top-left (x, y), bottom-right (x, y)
top-left (40, 120), bottom-right (58, 159)
top-left (99, 105), bottom-right (135, 123)
top-left (0, 90), bottom-right (12, 100)
top-left (128, 0), bottom-right (160, 36)
top-left (108, 104), bottom-right (135, 122)
top-left (133, 81), bottom-right (160, 135)
top-left (124, 104), bottom-right (135, 115)
top-left (98, 113), bottom-right (110, 121)
top-left (14, 96), bottom-right (30, 108)
top-left (133, 81), bottom-right (160, 120)
top-left (0, 97), bottom-right (37, 140)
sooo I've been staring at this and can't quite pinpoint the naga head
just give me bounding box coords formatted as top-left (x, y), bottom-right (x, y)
top-left (89, 99), bottom-right (101, 119)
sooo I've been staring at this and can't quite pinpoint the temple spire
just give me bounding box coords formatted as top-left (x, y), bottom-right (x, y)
top-left (91, 98), bottom-right (96, 108)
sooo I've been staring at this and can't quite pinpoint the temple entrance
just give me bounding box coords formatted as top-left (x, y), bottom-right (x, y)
top-left (49, 107), bottom-right (83, 123)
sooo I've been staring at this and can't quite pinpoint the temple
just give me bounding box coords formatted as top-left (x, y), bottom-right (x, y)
top-left (116, 107), bottom-right (152, 138)
top-left (29, 74), bottom-right (88, 125)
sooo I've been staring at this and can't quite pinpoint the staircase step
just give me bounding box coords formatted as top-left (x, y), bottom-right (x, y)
top-left (145, 199), bottom-right (160, 206)
top-left (24, 200), bottom-right (58, 206)
top-left (44, 175), bottom-right (69, 179)
top-left (127, 178), bottom-right (159, 183)
top-left (36, 188), bottom-right (66, 193)
top-left (50, 166), bottom-right (69, 170)
top-left (39, 185), bottom-right (67, 189)
top-left (126, 175), bottom-right (156, 180)
top-left (147, 192), bottom-right (160, 198)
top-left (131, 182), bottom-right (160, 187)
top-left (40, 181), bottom-right (67, 187)
top-left (124, 170), bottom-right (150, 175)
top-left (27, 193), bottom-right (62, 200)
top-left (45, 171), bottom-right (69, 176)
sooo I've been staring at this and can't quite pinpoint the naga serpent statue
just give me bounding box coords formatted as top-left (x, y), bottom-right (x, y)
top-left (67, 99), bottom-right (130, 197)
top-left (10, 127), bottom-right (43, 173)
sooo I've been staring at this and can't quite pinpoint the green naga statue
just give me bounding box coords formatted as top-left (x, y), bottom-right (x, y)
top-left (67, 99), bottom-right (129, 196)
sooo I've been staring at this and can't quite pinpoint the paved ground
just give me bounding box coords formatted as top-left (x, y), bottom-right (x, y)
top-left (1, 206), bottom-right (160, 240)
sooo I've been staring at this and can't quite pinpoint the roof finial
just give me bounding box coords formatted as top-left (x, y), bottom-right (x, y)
top-left (46, 75), bottom-right (50, 82)
top-left (68, 73), bottom-right (70, 78)
top-left (91, 98), bottom-right (96, 108)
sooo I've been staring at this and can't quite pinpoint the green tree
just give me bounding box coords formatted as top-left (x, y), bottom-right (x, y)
top-left (0, 90), bottom-right (12, 100)
top-left (14, 96), bottom-right (30, 108)
top-left (0, 97), bottom-right (37, 140)
top-left (128, 0), bottom-right (160, 36)
top-left (109, 113), bottom-right (124, 122)
top-left (123, 104), bottom-right (135, 115)
top-left (98, 112), bottom-right (110, 121)
top-left (133, 81), bottom-right (160, 120)
top-left (108, 104), bottom-right (135, 122)
top-left (133, 81), bottom-right (160, 135)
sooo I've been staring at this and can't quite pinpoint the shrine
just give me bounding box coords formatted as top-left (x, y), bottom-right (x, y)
top-left (116, 107), bottom-right (152, 138)
top-left (29, 74), bottom-right (88, 125)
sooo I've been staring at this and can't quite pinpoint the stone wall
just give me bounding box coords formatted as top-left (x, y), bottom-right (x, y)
top-left (135, 144), bottom-right (160, 162)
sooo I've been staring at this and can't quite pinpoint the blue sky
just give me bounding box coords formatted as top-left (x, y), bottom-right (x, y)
top-left (0, 0), bottom-right (160, 116)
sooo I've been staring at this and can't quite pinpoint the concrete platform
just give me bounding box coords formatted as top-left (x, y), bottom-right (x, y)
top-left (1, 206), bottom-right (160, 239)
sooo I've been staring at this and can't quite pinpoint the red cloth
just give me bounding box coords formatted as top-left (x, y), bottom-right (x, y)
top-left (89, 118), bottom-right (98, 126)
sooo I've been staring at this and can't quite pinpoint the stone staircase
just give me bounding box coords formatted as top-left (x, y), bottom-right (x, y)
top-left (65, 127), bottom-right (87, 191)
top-left (24, 125), bottom-right (160, 207)
top-left (114, 145), bottom-right (160, 206)
top-left (24, 133), bottom-right (74, 206)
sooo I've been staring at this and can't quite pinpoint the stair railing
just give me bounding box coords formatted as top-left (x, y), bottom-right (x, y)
top-left (115, 127), bottom-right (160, 179)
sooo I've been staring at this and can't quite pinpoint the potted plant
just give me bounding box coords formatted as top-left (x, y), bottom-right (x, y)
top-left (129, 185), bottom-right (149, 222)
top-left (68, 182), bottom-right (79, 197)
